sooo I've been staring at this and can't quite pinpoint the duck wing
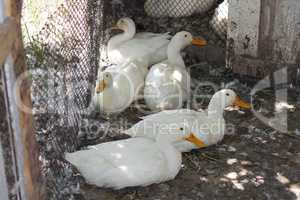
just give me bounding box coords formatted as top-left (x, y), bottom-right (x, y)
top-left (65, 138), bottom-right (173, 189)
top-left (124, 109), bottom-right (205, 139)
top-left (117, 33), bottom-right (171, 65)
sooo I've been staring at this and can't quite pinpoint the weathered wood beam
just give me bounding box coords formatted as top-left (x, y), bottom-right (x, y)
top-left (1, 0), bottom-right (46, 200)
top-left (0, 143), bottom-right (9, 200)
top-left (0, 17), bottom-right (17, 66)
top-left (227, 0), bottom-right (300, 77)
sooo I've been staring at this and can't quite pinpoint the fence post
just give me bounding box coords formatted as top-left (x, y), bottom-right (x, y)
top-left (0, 0), bottom-right (46, 199)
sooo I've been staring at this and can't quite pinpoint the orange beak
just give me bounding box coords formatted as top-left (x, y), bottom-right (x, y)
top-left (185, 133), bottom-right (206, 148)
top-left (96, 80), bottom-right (107, 94)
top-left (233, 97), bottom-right (251, 109)
top-left (192, 38), bottom-right (207, 46)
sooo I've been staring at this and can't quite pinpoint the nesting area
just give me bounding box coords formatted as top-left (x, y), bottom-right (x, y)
top-left (9, 0), bottom-right (300, 199)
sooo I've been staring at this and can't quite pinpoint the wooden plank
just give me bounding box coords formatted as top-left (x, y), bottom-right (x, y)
top-left (0, 0), bottom-right (46, 200)
top-left (227, 0), bottom-right (262, 73)
top-left (228, 0), bottom-right (261, 57)
top-left (0, 143), bottom-right (9, 200)
top-left (0, 17), bottom-right (17, 65)
top-left (227, 0), bottom-right (300, 77)
top-left (258, 0), bottom-right (300, 64)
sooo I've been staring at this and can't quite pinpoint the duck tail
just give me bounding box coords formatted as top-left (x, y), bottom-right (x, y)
top-left (162, 32), bottom-right (172, 40)
top-left (65, 152), bottom-right (79, 166)
top-left (123, 127), bottom-right (139, 137)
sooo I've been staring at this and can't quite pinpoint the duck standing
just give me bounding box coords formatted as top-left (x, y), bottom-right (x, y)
top-left (144, 31), bottom-right (207, 111)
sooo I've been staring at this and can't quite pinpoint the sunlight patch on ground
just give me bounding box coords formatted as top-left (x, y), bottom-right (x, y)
top-left (289, 183), bottom-right (300, 199)
top-left (226, 158), bottom-right (238, 165)
top-left (276, 173), bottom-right (290, 185)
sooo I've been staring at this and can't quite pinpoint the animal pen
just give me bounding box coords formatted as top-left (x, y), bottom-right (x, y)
top-left (0, 0), bottom-right (299, 200)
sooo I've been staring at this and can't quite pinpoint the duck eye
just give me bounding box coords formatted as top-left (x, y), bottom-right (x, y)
top-left (226, 93), bottom-right (230, 96)
top-left (179, 127), bottom-right (184, 131)
top-left (184, 34), bottom-right (188, 38)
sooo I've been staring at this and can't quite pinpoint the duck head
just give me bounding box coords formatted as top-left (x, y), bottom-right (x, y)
top-left (95, 71), bottom-right (113, 94)
top-left (112, 17), bottom-right (136, 37)
top-left (208, 89), bottom-right (251, 117)
top-left (169, 31), bottom-right (207, 51)
top-left (168, 31), bottom-right (207, 66)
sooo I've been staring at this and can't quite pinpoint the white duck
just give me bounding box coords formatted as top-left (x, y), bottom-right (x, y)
top-left (144, 31), bottom-right (207, 111)
top-left (92, 59), bottom-right (148, 114)
top-left (107, 17), bottom-right (171, 66)
top-left (65, 127), bottom-right (196, 189)
top-left (125, 89), bottom-right (251, 152)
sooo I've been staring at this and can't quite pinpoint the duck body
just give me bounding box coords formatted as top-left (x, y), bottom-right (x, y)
top-left (144, 31), bottom-right (206, 111)
top-left (125, 109), bottom-right (225, 152)
top-left (108, 32), bottom-right (171, 66)
top-left (107, 18), bottom-right (171, 66)
top-left (65, 138), bottom-right (182, 189)
top-left (144, 61), bottom-right (190, 111)
top-left (92, 59), bottom-right (148, 114)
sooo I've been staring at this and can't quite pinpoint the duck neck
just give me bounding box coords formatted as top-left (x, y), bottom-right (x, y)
top-left (107, 28), bottom-right (136, 52)
top-left (207, 98), bottom-right (226, 119)
top-left (167, 42), bottom-right (185, 67)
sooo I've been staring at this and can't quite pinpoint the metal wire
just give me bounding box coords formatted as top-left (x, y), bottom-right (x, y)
top-left (23, 0), bottom-right (225, 199)
top-left (145, 0), bottom-right (216, 18)
top-left (210, 0), bottom-right (228, 40)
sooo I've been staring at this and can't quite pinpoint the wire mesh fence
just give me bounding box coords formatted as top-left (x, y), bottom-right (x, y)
top-left (21, 0), bottom-right (227, 199)
top-left (145, 0), bottom-right (216, 18)
top-left (210, 0), bottom-right (228, 40)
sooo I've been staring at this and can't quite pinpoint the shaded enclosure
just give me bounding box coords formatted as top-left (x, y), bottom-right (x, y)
top-left (0, 0), bottom-right (297, 200)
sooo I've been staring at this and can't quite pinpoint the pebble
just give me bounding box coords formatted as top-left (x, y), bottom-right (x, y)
top-left (196, 192), bottom-right (205, 198)
top-left (227, 146), bottom-right (237, 152)
top-left (241, 160), bottom-right (253, 166)
top-left (225, 172), bottom-right (238, 179)
top-left (205, 169), bottom-right (216, 175)
top-left (227, 158), bottom-right (238, 165)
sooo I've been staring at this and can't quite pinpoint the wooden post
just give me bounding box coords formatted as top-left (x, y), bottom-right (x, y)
top-left (0, 0), bottom-right (46, 200)
top-left (0, 18), bottom-right (17, 64)
top-left (227, 0), bottom-right (300, 78)
top-left (0, 143), bottom-right (9, 200)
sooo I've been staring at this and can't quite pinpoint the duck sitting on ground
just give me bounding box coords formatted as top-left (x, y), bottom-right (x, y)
top-left (125, 89), bottom-right (251, 152)
top-left (91, 59), bottom-right (148, 114)
top-left (65, 126), bottom-right (198, 189)
top-left (107, 17), bottom-right (171, 66)
top-left (144, 31), bottom-right (207, 111)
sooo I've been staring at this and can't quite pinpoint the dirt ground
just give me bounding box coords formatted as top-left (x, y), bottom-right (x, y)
top-left (76, 65), bottom-right (300, 200)
top-left (78, 106), bottom-right (300, 200)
